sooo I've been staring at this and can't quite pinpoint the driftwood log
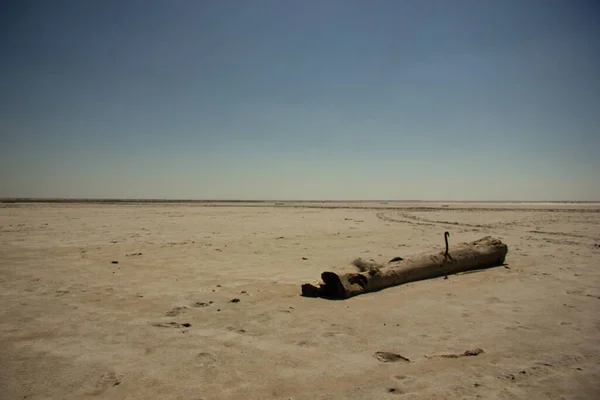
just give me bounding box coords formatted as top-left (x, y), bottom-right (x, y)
top-left (302, 236), bottom-right (508, 299)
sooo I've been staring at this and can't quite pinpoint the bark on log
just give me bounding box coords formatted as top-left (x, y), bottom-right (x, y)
top-left (301, 236), bottom-right (508, 299)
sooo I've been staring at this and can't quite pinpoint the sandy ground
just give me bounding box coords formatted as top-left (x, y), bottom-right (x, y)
top-left (1, 202), bottom-right (599, 400)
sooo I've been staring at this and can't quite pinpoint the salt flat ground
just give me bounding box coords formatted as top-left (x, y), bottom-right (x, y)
top-left (1, 202), bottom-right (599, 400)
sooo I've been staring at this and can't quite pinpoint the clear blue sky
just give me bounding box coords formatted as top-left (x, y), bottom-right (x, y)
top-left (1, 0), bottom-right (599, 200)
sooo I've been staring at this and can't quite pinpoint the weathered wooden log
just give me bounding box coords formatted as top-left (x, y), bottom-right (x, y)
top-left (301, 236), bottom-right (508, 299)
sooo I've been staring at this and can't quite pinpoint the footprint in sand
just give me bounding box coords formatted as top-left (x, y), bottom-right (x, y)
top-left (192, 301), bottom-right (212, 308)
top-left (152, 322), bottom-right (191, 328)
top-left (485, 296), bottom-right (501, 304)
top-left (226, 326), bottom-right (246, 334)
top-left (374, 351), bottom-right (411, 363)
top-left (566, 289), bottom-right (584, 296)
top-left (197, 352), bottom-right (216, 366)
top-left (165, 306), bottom-right (187, 316)
top-left (386, 387), bottom-right (406, 395)
top-left (393, 375), bottom-right (413, 381)
top-left (84, 371), bottom-right (121, 395)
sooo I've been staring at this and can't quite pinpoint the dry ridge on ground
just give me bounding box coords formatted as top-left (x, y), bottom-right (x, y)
top-left (1, 202), bottom-right (599, 399)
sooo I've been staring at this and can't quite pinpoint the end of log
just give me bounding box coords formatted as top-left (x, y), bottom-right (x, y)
top-left (301, 283), bottom-right (322, 297)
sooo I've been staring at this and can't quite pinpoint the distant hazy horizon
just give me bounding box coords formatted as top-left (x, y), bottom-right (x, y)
top-left (2, 1), bottom-right (599, 201)
top-left (2, 197), bottom-right (599, 204)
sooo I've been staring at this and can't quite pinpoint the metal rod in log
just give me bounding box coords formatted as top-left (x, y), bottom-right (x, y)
top-left (301, 236), bottom-right (508, 299)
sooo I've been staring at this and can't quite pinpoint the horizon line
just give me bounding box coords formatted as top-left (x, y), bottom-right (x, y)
top-left (2, 198), bottom-right (599, 204)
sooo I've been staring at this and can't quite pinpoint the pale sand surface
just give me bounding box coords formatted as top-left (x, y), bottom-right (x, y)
top-left (1, 202), bottom-right (599, 399)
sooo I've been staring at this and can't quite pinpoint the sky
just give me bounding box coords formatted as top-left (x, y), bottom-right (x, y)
top-left (1, 0), bottom-right (599, 201)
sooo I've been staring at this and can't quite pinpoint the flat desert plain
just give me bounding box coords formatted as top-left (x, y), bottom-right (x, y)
top-left (1, 202), bottom-right (600, 400)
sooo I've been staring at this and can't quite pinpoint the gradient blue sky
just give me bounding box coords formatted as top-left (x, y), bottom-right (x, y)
top-left (1, 0), bottom-right (599, 200)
